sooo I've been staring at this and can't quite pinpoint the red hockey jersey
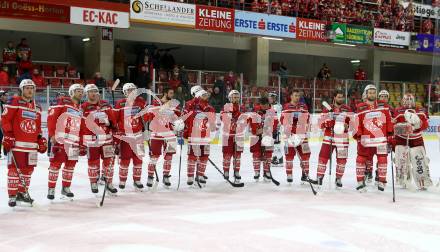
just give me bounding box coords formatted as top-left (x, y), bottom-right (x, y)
top-left (249, 105), bottom-right (278, 137)
top-left (319, 104), bottom-right (352, 147)
top-left (47, 96), bottom-right (82, 145)
top-left (1, 96), bottom-right (42, 152)
top-left (114, 96), bottom-right (146, 137)
top-left (280, 102), bottom-right (310, 138)
top-left (145, 99), bottom-right (181, 140)
top-left (393, 106), bottom-right (429, 141)
top-left (183, 98), bottom-right (216, 145)
top-left (355, 101), bottom-right (393, 147)
top-left (80, 100), bottom-right (116, 147)
top-left (220, 103), bottom-right (246, 137)
top-left (2, 47), bottom-right (17, 65)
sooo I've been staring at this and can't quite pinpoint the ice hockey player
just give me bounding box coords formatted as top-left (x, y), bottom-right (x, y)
top-left (183, 86), bottom-right (216, 186)
top-left (312, 90), bottom-right (351, 188)
top-left (114, 83), bottom-right (147, 190)
top-left (280, 90), bottom-right (311, 183)
top-left (354, 85), bottom-right (393, 192)
top-left (378, 89), bottom-right (394, 116)
top-left (268, 91), bottom-right (283, 166)
top-left (46, 83), bottom-right (84, 200)
top-left (145, 87), bottom-right (183, 188)
top-left (393, 93), bottom-right (431, 190)
top-left (249, 96), bottom-right (279, 182)
top-left (81, 84), bottom-right (118, 195)
top-left (2, 79), bottom-right (47, 207)
top-left (220, 90), bottom-right (246, 183)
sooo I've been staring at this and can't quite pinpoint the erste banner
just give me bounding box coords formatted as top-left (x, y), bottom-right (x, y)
top-left (234, 11), bottom-right (296, 38)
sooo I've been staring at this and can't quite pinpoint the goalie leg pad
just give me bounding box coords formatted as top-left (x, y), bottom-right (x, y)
top-left (409, 146), bottom-right (432, 187)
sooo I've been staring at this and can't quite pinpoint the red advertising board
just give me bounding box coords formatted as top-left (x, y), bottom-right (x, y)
top-left (0, 0), bottom-right (70, 23)
top-left (196, 5), bottom-right (234, 33)
top-left (296, 18), bottom-right (327, 42)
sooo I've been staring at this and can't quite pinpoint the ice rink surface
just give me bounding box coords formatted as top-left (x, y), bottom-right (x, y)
top-left (0, 139), bottom-right (440, 252)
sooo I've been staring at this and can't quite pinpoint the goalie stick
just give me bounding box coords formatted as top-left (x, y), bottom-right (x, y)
top-left (322, 101), bottom-right (334, 190)
top-left (208, 158), bottom-right (244, 187)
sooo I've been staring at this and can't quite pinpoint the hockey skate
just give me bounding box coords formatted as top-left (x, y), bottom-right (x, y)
top-left (287, 174), bottom-right (293, 183)
top-left (90, 182), bottom-right (99, 194)
top-left (335, 178), bottom-right (343, 188)
top-left (234, 171), bottom-right (241, 184)
top-left (119, 181), bottom-right (126, 189)
top-left (47, 188), bottom-right (55, 200)
top-left (300, 173), bottom-right (309, 185)
top-left (356, 181), bottom-right (367, 192)
top-left (132, 181), bottom-right (144, 191)
top-left (223, 170), bottom-right (229, 180)
top-left (196, 175), bottom-right (206, 187)
top-left (254, 171), bottom-right (260, 181)
top-left (163, 175), bottom-right (171, 188)
top-left (365, 171), bottom-right (373, 184)
top-left (187, 176), bottom-right (194, 186)
top-left (106, 184), bottom-right (118, 195)
top-left (8, 196), bottom-right (17, 207)
top-left (146, 176), bottom-right (154, 188)
top-left (377, 182), bottom-right (385, 192)
top-left (310, 177), bottom-right (323, 187)
top-left (61, 187), bottom-right (74, 200)
top-left (263, 172), bottom-right (272, 182)
top-left (17, 192), bottom-right (34, 206)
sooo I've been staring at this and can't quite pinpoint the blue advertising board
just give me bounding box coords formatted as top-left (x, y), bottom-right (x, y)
top-left (234, 10), bottom-right (296, 39)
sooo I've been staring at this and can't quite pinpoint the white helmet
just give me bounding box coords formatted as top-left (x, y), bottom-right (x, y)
top-left (84, 84), bottom-right (99, 93)
top-left (69, 83), bottom-right (84, 97)
top-left (19, 79), bottom-right (35, 91)
top-left (378, 90), bottom-right (389, 98)
top-left (194, 88), bottom-right (208, 98)
top-left (228, 90), bottom-right (240, 101)
top-left (190, 85), bottom-right (203, 97)
top-left (363, 84), bottom-right (377, 93)
top-left (122, 83), bottom-right (137, 96)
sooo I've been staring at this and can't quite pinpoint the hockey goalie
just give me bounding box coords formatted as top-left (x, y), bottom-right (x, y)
top-left (393, 93), bottom-right (432, 190)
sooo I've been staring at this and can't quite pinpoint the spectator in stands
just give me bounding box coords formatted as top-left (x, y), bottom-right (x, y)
top-left (354, 66), bottom-right (367, 81)
top-left (94, 72), bottom-right (107, 88)
top-left (209, 86), bottom-right (224, 113)
top-left (179, 65), bottom-right (189, 94)
top-left (174, 86), bottom-right (189, 106)
top-left (161, 50), bottom-right (175, 71)
top-left (136, 65), bottom-right (152, 91)
top-left (152, 48), bottom-right (161, 70)
top-left (2, 41), bottom-right (17, 77)
top-left (114, 45), bottom-right (126, 81)
top-left (279, 62), bottom-right (288, 88)
top-left (168, 70), bottom-right (181, 91)
top-left (0, 66), bottom-right (9, 86)
top-left (224, 71), bottom-right (237, 90)
top-left (32, 68), bottom-right (44, 88)
top-left (17, 54), bottom-right (32, 77)
top-left (137, 47), bottom-right (150, 66)
top-left (16, 38), bottom-right (31, 61)
top-left (214, 75), bottom-right (226, 98)
top-left (317, 63), bottom-right (331, 80)
top-left (423, 19), bottom-right (433, 34)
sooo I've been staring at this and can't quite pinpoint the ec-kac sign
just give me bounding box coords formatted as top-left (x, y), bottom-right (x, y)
top-left (70, 7), bottom-right (129, 28)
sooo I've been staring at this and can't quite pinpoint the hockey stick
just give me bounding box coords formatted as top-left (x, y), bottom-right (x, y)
top-left (111, 79), bottom-right (120, 107)
top-left (267, 160), bottom-right (280, 186)
top-left (177, 140), bottom-right (183, 191)
top-left (306, 175), bottom-right (318, 195)
top-left (99, 154), bottom-right (115, 207)
top-left (10, 151), bottom-right (34, 206)
top-left (208, 158), bottom-right (244, 187)
top-left (390, 148), bottom-right (396, 203)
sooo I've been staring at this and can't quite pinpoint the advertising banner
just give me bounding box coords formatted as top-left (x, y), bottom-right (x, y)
top-left (234, 10), bottom-right (296, 38)
top-left (70, 6), bottom-right (129, 28)
top-left (0, 0), bottom-right (70, 23)
top-left (196, 5), bottom-right (234, 32)
top-left (373, 28), bottom-right (410, 49)
top-left (401, 1), bottom-right (439, 19)
top-left (346, 25), bottom-right (372, 45)
top-left (296, 18), bottom-right (327, 42)
top-left (330, 23), bottom-right (346, 43)
top-left (130, 0), bottom-right (195, 27)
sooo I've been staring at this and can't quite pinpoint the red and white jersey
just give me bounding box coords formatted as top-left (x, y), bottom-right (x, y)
top-left (355, 100), bottom-right (393, 147)
top-left (2, 47), bottom-right (17, 65)
top-left (47, 96), bottom-right (82, 146)
top-left (249, 105), bottom-right (278, 137)
top-left (319, 104), bottom-right (352, 147)
top-left (1, 96), bottom-right (42, 152)
top-left (220, 103), bottom-right (246, 137)
top-left (183, 98), bottom-right (216, 145)
top-left (114, 96), bottom-right (146, 138)
top-left (80, 100), bottom-right (116, 147)
top-left (393, 106), bottom-right (429, 141)
top-left (146, 99), bottom-right (181, 140)
top-left (280, 102), bottom-right (310, 139)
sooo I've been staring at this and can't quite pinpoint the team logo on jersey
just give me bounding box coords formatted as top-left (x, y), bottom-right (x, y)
top-left (22, 110), bottom-right (37, 120)
top-left (124, 107), bottom-right (140, 117)
top-left (365, 111), bottom-right (381, 119)
top-left (20, 119), bottom-right (37, 134)
top-left (67, 108), bottom-right (81, 116)
top-left (94, 111), bottom-right (107, 119)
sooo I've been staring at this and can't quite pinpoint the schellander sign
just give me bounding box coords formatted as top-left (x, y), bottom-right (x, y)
top-left (70, 6), bottom-right (129, 28)
top-left (196, 5), bottom-right (234, 32)
top-left (130, 0), bottom-right (195, 28)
